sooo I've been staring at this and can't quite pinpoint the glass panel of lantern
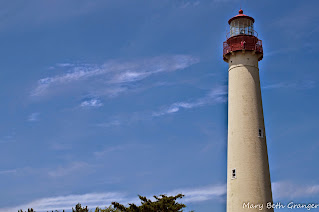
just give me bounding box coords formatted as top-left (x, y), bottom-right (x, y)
top-left (230, 18), bottom-right (254, 37)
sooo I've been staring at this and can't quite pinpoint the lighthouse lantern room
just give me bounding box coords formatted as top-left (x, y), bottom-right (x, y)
top-left (223, 9), bottom-right (263, 62)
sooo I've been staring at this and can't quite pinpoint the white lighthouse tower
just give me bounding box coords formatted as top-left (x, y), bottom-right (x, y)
top-left (223, 10), bottom-right (273, 212)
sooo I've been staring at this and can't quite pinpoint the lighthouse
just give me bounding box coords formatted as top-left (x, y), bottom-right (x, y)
top-left (223, 10), bottom-right (273, 212)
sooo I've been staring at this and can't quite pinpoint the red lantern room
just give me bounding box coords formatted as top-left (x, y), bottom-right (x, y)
top-left (223, 9), bottom-right (263, 62)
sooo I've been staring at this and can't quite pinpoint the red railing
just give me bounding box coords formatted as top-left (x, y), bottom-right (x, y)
top-left (223, 35), bottom-right (263, 60)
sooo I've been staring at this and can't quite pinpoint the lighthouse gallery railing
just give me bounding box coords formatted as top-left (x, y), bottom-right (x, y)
top-left (223, 35), bottom-right (263, 56)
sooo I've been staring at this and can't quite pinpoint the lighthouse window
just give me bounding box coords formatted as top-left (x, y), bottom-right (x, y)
top-left (230, 18), bottom-right (254, 37)
top-left (258, 128), bottom-right (263, 138)
top-left (231, 169), bottom-right (236, 179)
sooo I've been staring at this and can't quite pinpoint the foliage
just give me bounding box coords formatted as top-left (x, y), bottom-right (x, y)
top-left (18, 209), bottom-right (63, 212)
top-left (17, 194), bottom-right (193, 212)
top-left (72, 203), bottom-right (89, 212)
top-left (95, 205), bottom-right (122, 212)
top-left (111, 194), bottom-right (194, 212)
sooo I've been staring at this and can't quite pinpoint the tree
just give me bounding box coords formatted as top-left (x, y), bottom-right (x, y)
top-left (18, 209), bottom-right (35, 212)
top-left (111, 194), bottom-right (194, 212)
top-left (95, 205), bottom-right (122, 212)
top-left (72, 203), bottom-right (89, 212)
top-left (18, 194), bottom-right (193, 212)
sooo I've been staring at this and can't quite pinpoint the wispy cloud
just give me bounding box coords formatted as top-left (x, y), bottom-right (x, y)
top-left (180, 1), bottom-right (200, 9)
top-left (28, 112), bottom-right (40, 122)
top-left (0, 131), bottom-right (16, 144)
top-left (272, 181), bottom-right (319, 200)
top-left (1, 184), bottom-right (225, 212)
top-left (0, 169), bottom-right (17, 175)
top-left (262, 80), bottom-right (316, 90)
top-left (5, 181), bottom-right (319, 212)
top-left (153, 85), bottom-right (227, 116)
top-left (168, 184), bottom-right (226, 203)
top-left (31, 55), bottom-right (199, 97)
top-left (95, 112), bottom-right (152, 128)
top-left (56, 63), bottom-right (75, 68)
top-left (93, 144), bottom-right (131, 158)
top-left (110, 71), bottom-right (151, 84)
top-left (93, 143), bottom-right (152, 159)
top-left (48, 162), bottom-right (92, 178)
top-left (50, 142), bottom-right (72, 151)
top-left (93, 85), bottom-right (227, 126)
top-left (264, 47), bottom-right (298, 57)
top-left (80, 98), bottom-right (103, 108)
top-left (96, 120), bottom-right (121, 128)
top-left (0, 192), bottom-right (127, 212)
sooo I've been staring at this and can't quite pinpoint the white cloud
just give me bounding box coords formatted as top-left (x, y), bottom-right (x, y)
top-left (93, 144), bottom-right (129, 158)
top-left (31, 55), bottom-right (199, 97)
top-left (110, 71), bottom-right (151, 84)
top-left (93, 143), bottom-right (152, 158)
top-left (0, 169), bottom-right (17, 175)
top-left (153, 85), bottom-right (227, 116)
top-left (80, 98), bottom-right (103, 108)
top-left (96, 120), bottom-right (121, 128)
top-left (5, 181), bottom-right (319, 212)
top-left (264, 47), bottom-right (297, 57)
top-left (0, 192), bottom-right (127, 212)
top-left (272, 181), bottom-right (319, 200)
top-left (1, 184), bottom-right (225, 212)
top-left (56, 63), bottom-right (75, 67)
top-left (48, 162), bottom-right (91, 178)
top-left (180, 1), bottom-right (200, 9)
top-left (28, 112), bottom-right (40, 122)
top-left (167, 184), bottom-right (226, 203)
top-left (0, 137), bottom-right (15, 144)
top-left (262, 80), bottom-right (316, 90)
top-left (96, 87), bottom-right (129, 98)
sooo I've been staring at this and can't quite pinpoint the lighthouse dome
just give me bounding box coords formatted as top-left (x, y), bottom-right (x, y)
top-left (228, 9), bottom-right (255, 24)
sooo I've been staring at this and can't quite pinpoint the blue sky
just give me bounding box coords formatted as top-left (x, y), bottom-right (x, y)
top-left (0, 0), bottom-right (319, 211)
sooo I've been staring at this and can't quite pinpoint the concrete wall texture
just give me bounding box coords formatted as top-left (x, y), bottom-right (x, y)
top-left (226, 51), bottom-right (273, 212)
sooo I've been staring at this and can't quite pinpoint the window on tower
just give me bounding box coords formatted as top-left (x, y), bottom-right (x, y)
top-left (231, 169), bottom-right (236, 179)
top-left (258, 128), bottom-right (264, 138)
